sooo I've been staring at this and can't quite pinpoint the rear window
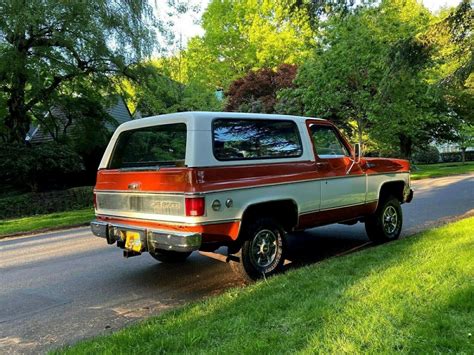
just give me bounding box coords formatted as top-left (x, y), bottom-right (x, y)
top-left (213, 119), bottom-right (302, 161)
top-left (108, 123), bottom-right (186, 169)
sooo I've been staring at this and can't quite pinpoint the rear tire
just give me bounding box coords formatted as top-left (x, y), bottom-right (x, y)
top-left (149, 250), bottom-right (192, 263)
top-left (230, 217), bottom-right (286, 283)
top-left (365, 195), bottom-right (403, 243)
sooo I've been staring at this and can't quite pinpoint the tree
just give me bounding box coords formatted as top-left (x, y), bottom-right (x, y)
top-left (453, 123), bottom-right (474, 163)
top-left (119, 59), bottom-right (222, 117)
top-left (183, 0), bottom-right (315, 91)
top-left (281, 0), bottom-right (453, 158)
top-left (225, 64), bottom-right (297, 113)
top-left (434, 0), bottom-right (473, 88)
top-left (0, 0), bottom-right (157, 143)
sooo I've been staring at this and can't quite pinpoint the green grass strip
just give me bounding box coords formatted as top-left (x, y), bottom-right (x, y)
top-left (0, 208), bottom-right (94, 236)
top-left (58, 217), bottom-right (474, 354)
top-left (411, 161), bottom-right (474, 180)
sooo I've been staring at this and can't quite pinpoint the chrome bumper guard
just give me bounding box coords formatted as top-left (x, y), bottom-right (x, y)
top-left (90, 220), bottom-right (202, 253)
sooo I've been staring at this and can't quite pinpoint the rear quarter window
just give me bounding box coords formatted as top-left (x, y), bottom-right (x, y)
top-left (108, 123), bottom-right (186, 169)
top-left (213, 119), bottom-right (302, 161)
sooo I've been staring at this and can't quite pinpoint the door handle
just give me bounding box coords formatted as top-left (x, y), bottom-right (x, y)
top-left (316, 162), bottom-right (328, 168)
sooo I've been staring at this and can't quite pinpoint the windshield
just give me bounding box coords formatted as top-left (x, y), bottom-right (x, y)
top-left (108, 123), bottom-right (186, 169)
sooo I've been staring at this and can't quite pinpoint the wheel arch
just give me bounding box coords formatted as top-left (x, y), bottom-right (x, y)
top-left (238, 198), bottom-right (299, 236)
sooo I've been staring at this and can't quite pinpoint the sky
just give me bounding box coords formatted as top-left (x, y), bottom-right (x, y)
top-left (422, 0), bottom-right (463, 11)
top-left (153, 0), bottom-right (463, 50)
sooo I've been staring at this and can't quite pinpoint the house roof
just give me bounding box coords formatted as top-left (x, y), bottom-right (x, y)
top-left (25, 97), bottom-right (132, 144)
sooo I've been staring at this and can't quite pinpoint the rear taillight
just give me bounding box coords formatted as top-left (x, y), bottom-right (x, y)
top-left (93, 191), bottom-right (97, 210)
top-left (185, 197), bottom-right (205, 216)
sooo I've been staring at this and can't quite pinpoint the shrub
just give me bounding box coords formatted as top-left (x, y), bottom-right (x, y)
top-left (0, 142), bottom-right (83, 191)
top-left (0, 186), bottom-right (93, 220)
top-left (412, 146), bottom-right (440, 164)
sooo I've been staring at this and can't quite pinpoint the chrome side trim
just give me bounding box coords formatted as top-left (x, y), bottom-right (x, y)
top-left (95, 171), bottom-right (409, 196)
top-left (298, 200), bottom-right (378, 216)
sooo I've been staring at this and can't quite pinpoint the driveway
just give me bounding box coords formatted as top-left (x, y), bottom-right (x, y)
top-left (0, 173), bottom-right (473, 354)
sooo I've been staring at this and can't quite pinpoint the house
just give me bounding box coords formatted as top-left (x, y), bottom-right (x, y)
top-left (25, 96), bottom-right (132, 144)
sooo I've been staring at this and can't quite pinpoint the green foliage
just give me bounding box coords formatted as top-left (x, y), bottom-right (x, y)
top-left (183, 0), bottom-right (315, 90)
top-left (412, 145), bottom-right (440, 164)
top-left (281, 0), bottom-right (461, 158)
top-left (0, 0), bottom-right (157, 143)
top-left (0, 142), bottom-right (83, 191)
top-left (439, 151), bottom-right (474, 163)
top-left (69, 97), bottom-right (115, 175)
top-left (120, 60), bottom-right (222, 116)
top-left (0, 186), bottom-right (93, 220)
top-left (440, 152), bottom-right (463, 163)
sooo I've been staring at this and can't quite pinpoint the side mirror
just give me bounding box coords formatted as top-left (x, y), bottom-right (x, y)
top-left (353, 143), bottom-right (361, 163)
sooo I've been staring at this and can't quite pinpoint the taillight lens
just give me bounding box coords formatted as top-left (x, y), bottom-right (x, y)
top-left (185, 197), bottom-right (205, 216)
top-left (93, 191), bottom-right (97, 210)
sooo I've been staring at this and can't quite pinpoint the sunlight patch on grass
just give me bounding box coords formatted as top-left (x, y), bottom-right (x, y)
top-left (411, 161), bottom-right (474, 180)
top-left (0, 208), bottom-right (94, 236)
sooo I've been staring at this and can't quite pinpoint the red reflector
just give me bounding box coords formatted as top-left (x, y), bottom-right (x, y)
top-left (185, 197), bottom-right (205, 216)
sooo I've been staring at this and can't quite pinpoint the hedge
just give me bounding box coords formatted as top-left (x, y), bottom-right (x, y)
top-left (0, 186), bottom-right (93, 220)
top-left (440, 151), bottom-right (474, 162)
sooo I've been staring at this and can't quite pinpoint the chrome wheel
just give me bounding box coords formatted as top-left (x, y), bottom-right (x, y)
top-left (383, 205), bottom-right (398, 235)
top-left (250, 229), bottom-right (278, 268)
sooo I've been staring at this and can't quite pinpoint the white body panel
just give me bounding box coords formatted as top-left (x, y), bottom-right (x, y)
top-left (321, 175), bottom-right (367, 209)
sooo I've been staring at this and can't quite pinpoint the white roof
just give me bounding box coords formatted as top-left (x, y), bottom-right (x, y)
top-left (117, 111), bottom-right (325, 132)
top-left (99, 111), bottom-right (324, 169)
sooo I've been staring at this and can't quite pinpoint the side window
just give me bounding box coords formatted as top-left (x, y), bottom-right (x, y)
top-left (309, 125), bottom-right (350, 158)
top-left (213, 119), bottom-right (303, 161)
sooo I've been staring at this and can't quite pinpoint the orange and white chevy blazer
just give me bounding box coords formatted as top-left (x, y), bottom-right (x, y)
top-left (91, 112), bottom-right (413, 280)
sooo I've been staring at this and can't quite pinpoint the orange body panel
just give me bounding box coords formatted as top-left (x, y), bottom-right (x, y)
top-left (96, 215), bottom-right (240, 242)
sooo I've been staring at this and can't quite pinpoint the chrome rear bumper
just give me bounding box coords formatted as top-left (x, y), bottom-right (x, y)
top-left (90, 220), bottom-right (201, 253)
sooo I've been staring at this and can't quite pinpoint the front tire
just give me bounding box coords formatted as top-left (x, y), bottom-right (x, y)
top-left (365, 195), bottom-right (403, 243)
top-left (230, 217), bottom-right (286, 282)
top-left (149, 250), bottom-right (192, 263)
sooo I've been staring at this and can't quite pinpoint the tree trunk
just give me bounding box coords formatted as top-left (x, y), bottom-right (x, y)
top-left (461, 147), bottom-right (466, 164)
top-left (399, 134), bottom-right (412, 159)
top-left (4, 40), bottom-right (30, 144)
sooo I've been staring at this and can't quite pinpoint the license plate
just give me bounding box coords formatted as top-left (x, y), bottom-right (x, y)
top-left (124, 231), bottom-right (142, 252)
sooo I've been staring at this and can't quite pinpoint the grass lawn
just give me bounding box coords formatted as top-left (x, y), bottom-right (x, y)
top-left (411, 161), bottom-right (474, 180)
top-left (0, 208), bottom-right (94, 236)
top-left (58, 217), bottom-right (474, 354)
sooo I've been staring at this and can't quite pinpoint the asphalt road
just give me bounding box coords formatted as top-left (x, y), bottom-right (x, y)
top-left (1, 173), bottom-right (473, 354)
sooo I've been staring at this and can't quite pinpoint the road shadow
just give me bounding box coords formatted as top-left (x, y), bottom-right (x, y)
top-left (284, 225), bottom-right (371, 268)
